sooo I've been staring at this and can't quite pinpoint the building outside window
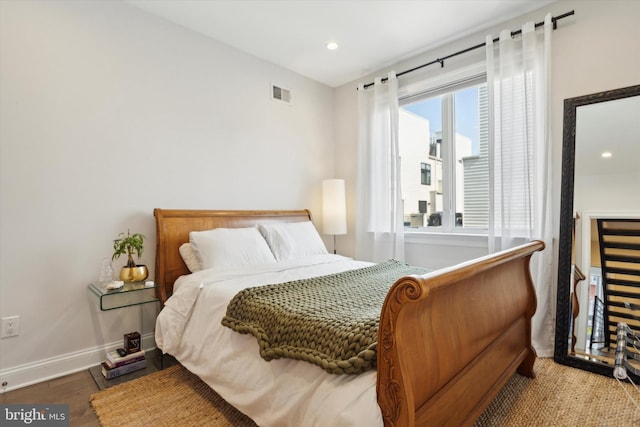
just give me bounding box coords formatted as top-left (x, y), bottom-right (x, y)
top-left (399, 79), bottom-right (489, 232)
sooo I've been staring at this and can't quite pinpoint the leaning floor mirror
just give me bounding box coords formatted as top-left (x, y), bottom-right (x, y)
top-left (555, 84), bottom-right (640, 379)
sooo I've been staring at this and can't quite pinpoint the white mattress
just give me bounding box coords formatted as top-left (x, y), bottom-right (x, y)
top-left (155, 254), bottom-right (384, 427)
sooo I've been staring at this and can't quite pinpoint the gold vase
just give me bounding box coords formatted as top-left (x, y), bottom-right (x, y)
top-left (120, 265), bottom-right (149, 283)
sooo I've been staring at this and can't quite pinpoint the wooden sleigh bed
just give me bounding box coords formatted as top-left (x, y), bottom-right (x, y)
top-left (154, 208), bottom-right (544, 427)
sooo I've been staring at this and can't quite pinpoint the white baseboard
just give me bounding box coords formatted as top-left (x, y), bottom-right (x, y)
top-left (0, 333), bottom-right (156, 393)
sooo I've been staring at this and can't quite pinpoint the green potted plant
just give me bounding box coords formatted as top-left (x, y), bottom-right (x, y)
top-left (112, 230), bottom-right (148, 282)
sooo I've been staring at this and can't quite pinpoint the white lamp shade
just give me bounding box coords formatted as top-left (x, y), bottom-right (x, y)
top-left (322, 179), bottom-right (347, 235)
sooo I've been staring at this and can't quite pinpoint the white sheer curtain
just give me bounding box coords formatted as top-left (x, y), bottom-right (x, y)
top-left (355, 71), bottom-right (404, 263)
top-left (486, 14), bottom-right (554, 356)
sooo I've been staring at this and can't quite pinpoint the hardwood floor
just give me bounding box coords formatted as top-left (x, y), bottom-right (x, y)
top-left (1, 351), bottom-right (174, 426)
top-left (1, 369), bottom-right (101, 426)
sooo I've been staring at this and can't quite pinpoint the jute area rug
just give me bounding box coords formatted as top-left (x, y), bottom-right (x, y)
top-left (90, 358), bottom-right (640, 427)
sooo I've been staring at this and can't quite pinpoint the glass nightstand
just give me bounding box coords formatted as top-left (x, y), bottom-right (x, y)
top-left (87, 281), bottom-right (165, 388)
top-left (88, 281), bottom-right (159, 311)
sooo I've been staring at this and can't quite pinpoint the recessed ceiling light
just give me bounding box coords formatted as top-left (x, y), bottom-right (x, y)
top-left (601, 151), bottom-right (612, 158)
top-left (326, 41), bottom-right (338, 50)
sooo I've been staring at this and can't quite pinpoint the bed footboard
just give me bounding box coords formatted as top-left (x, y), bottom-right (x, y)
top-left (377, 240), bottom-right (544, 427)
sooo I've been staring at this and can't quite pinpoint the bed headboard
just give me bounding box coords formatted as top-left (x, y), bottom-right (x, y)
top-left (153, 209), bottom-right (313, 303)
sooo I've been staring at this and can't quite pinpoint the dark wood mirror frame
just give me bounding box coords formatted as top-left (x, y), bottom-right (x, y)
top-left (554, 84), bottom-right (640, 376)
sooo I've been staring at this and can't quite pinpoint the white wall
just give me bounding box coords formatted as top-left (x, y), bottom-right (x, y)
top-left (334, 0), bottom-right (640, 269)
top-left (0, 0), bottom-right (335, 390)
top-left (575, 173), bottom-right (640, 215)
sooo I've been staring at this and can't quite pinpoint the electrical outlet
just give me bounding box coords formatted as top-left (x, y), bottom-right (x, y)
top-left (1, 316), bottom-right (20, 338)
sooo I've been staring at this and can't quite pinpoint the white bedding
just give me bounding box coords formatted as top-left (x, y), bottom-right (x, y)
top-left (155, 254), bottom-right (384, 427)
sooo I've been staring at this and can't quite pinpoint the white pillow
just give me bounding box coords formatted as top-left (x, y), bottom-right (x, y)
top-left (179, 243), bottom-right (202, 273)
top-left (189, 227), bottom-right (276, 270)
top-left (259, 221), bottom-right (328, 261)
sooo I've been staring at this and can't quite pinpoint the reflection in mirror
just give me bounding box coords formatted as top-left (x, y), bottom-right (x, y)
top-left (555, 84), bottom-right (640, 379)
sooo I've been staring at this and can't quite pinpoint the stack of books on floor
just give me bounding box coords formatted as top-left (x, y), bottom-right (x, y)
top-left (101, 349), bottom-right (146, 380)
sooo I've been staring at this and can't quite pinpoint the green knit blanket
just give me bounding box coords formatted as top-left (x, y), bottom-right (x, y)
top-left (221, 260), bottom-right (429, 375)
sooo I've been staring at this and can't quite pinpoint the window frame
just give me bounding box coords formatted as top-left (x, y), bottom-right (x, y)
top-left (399, 62), bottom-right (488, 236)
top-left (420, 162), bottom-right (431, 186)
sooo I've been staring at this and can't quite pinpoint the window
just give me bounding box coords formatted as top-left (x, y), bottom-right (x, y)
top-left (420, 163), bottom-right (431, 185)
top-left (399, 76), bottom-right (489, 232)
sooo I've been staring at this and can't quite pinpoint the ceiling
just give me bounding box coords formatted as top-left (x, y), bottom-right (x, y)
top-left (575, 95), bottom-right (640, 177)
top-left (125, 0), bottom-right (556, 88)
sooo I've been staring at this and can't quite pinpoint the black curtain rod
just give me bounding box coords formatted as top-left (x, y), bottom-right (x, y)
top-left (361, 10), bottom-right (575, 89)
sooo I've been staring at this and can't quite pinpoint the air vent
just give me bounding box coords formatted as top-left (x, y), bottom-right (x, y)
top-left (272, 84), bottom-right (291, 104)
